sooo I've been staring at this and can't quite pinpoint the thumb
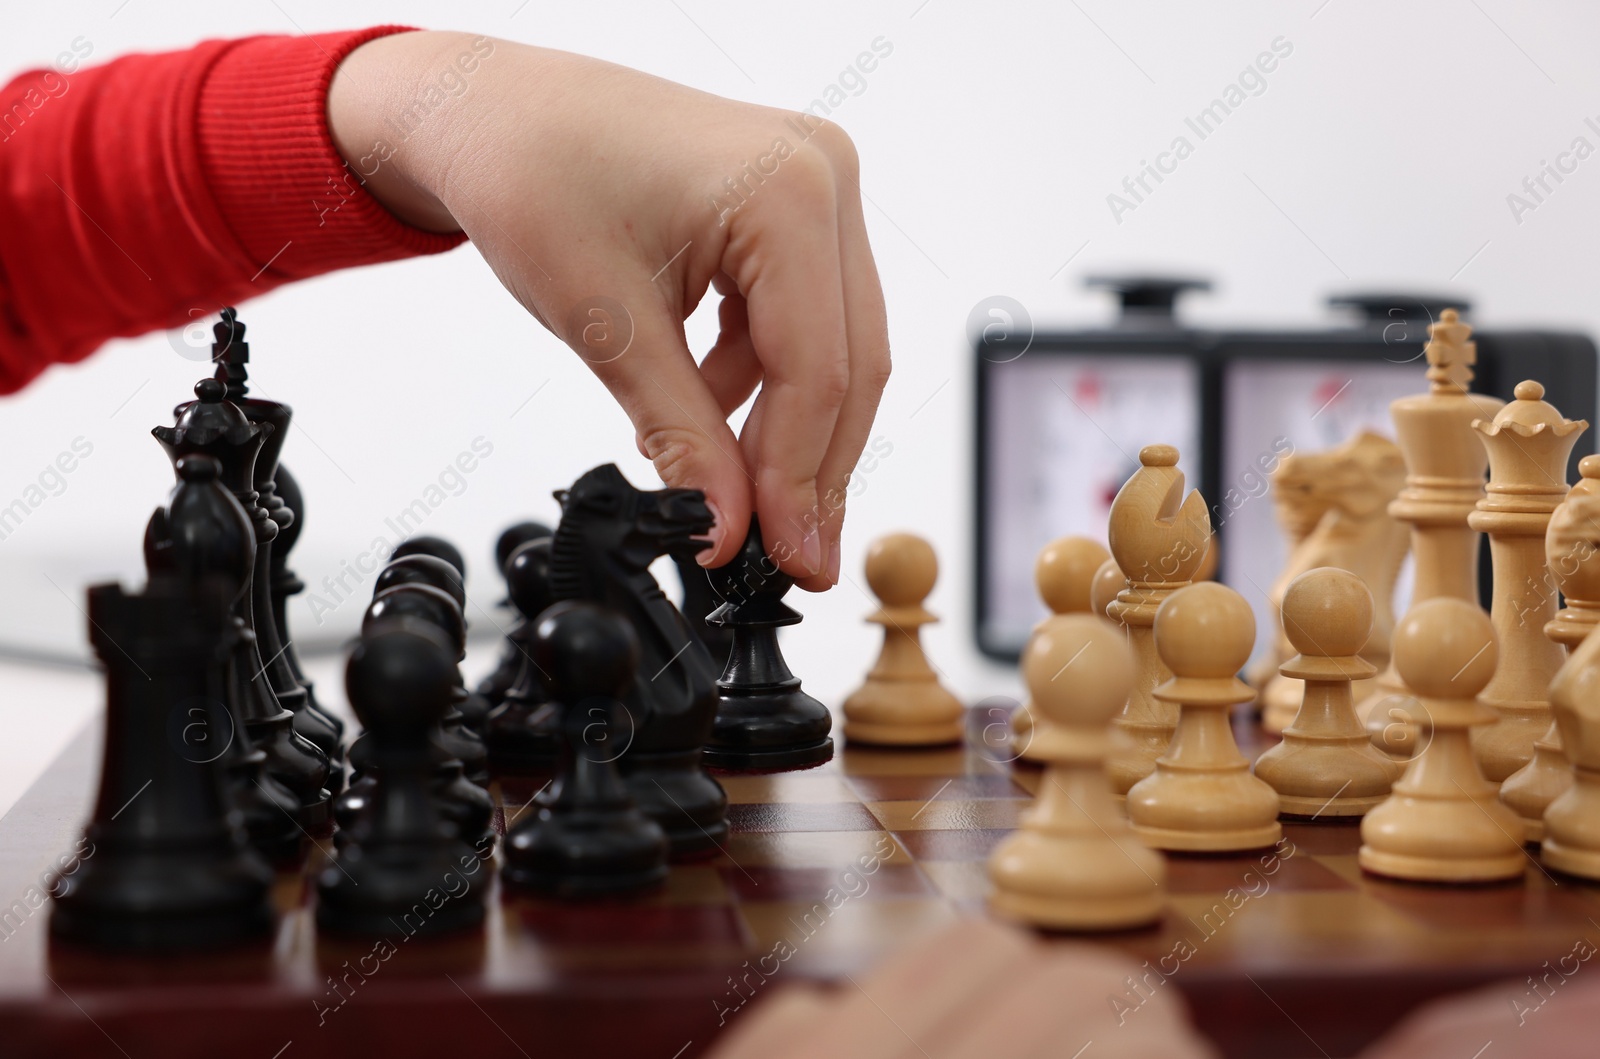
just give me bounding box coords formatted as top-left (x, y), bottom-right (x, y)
top-left (564, 288), bottom-right (752, 569)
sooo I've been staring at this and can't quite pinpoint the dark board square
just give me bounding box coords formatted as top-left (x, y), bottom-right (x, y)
top-left (1164, 848), bottom-right (1354, 895)
top-left (1281, 820), bottom-right (1364, 856)
top-left (726, 802), bottom-right (881, 834)
top-left (892, 828), bottom-right (1010, 862)
top-left (1362, 866), bottom-right (1598, 931)
top-left (718, 865), bottom-right (937, 903)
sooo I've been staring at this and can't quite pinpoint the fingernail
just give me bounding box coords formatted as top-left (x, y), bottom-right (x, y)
top-left (800, 526), bottom-right (823, 575)
top-left (826, 540), bottom-right (841, 585)
top-left (696, 500), bottom-right (726, 567)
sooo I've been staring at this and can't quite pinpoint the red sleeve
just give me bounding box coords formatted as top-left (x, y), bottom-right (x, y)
top-left (0, 25), bottom-right (467, 394)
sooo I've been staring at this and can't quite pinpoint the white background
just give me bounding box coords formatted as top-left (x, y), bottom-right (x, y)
top-left (3, 0), bottom-right (1600, 801)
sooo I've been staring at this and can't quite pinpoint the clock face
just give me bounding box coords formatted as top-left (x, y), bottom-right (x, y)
top-left (982, 353), bottom-right (1200, 652)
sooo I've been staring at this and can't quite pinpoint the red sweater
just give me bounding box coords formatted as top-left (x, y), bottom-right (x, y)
top-left (0, 25), bottom-right (465, 394)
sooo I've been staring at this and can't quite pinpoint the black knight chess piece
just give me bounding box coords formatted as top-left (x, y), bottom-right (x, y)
top-left (484, 538), bottom-right (560, 776)
top-left (52, 456), bottom-right (279, 949)
top-left (503, 601), bottom-right (669, 897)
top-left (703, 518), bottom-right (833, 770)
top-left (270, 463), bottom-right (347, 757)
top-left (317, 618), bottom-right (487, 938)
top-left (477, 521), bottom-right (554, 714)
top-left (549, 464), bottom-right (728, 857)
top-left (153, 380), bottom-right (332, 831)
top-left (210, 309), bottom-right (344, 765)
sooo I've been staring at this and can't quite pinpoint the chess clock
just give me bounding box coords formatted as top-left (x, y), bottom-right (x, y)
top-left (974, 278), bottom-right (1599, 662)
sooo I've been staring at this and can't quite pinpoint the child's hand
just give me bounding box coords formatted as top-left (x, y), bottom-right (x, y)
top-left (328, 31), bottom-right (890, 588)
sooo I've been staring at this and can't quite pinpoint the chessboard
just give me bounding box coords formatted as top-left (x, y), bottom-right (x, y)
top-left (1, 705), bottom-right (1590, 1059)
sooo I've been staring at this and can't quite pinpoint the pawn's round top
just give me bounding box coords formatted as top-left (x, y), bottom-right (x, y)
top-left (1024, 614), bottom-right (1134, 729)
top-left (533, 600), bottom-right (640, 703)
top-left (1582, 455), bottom-right (1600, 480)
top-left (864, 533), bottom-right (937, 608)
top-left (1089, 558), bottom-right (1124, 621)
top-left (1392, 597), bottom-right (1497, 700)
top-left (346, 619), bottom-right (457, 736)
top-left (376, 555), bottom-right (465, 609)
top-left (505, 538), bottom-right (555, 622)
top-left (1140, 444), bottom-right (1178, 467)
top-left (365, 583), bottom-right (466, 657)
top-left (1154, 581), bottom-right (1255, 679)
top-left (392, 535), bottom-right (466, 580)
top-left (496, 521), bottom-right (552, 575)
top-left (1282, 567), bottom-right (1372, 658)
top-left (1034, 537), bottom-right (1112, 616)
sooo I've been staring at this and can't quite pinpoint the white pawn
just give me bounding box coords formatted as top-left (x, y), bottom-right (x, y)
top-left (1127, 582), bottom-right (1282, 852)
top-left (988, 615), bottom-right (1164, 930)
top-left (1012, 536), bottom-right (1112, 761)
top-left (1253, 568), bottom-right (1401, 816)
top-left (842, 534), bottom-right (965, 746)
top-left (1360, 599), bottom-right (1525, 883)
top-left (1544, 628), bottom-right (1600, 878)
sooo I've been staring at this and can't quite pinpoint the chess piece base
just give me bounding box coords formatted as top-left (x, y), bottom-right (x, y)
top-left (844, 718), bottom-right (964, 747)
top-left (1357, 845), bottom-right (1524, 883)
top-left (1542, 838), bottom-right (1600, 880)
top-left (703, 738), bottom-right (833, 771)
top-left (705, 684), bottom-right (835, 771)
top-left (1277, 793), bottom-right (1387, 817)
top-left (987, 832), bottom-right (1163, 931)
top-left (50, 854), bottom-right (273, 951)
top-left (842, 679), bottom-right (964, 748)
top-left (623, 750), bottom-right (729, 859)
top-left (504, 811), bottom-right (669, 899)
top-left (51, 896), bottom-right (273, 952)
top-left (1130, 821), bottom-right (1282, 853)
top-left (987, 889), bottom-right (1162, 933)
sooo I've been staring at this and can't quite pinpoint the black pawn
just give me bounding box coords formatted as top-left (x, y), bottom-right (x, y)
top-left (390, 536), bottom-right (495, 731)
top-left (702, 518), bottom-right (833, 770)
top-left (476, 521), bottom-right (554, 713)
top-left (340, 584), bottom-right (493, 854)
top-left (504, 601), bottom-right (668, 897)
top-left (374, 554), bottom-right (464, 604)
top-left (392, 535), bottom-right (467, 580)
top-left (154, 377), bottom-right (333, 830)
top-left (270, 462), bottom-right (346, 759)
top-left (485, 539), bottom-right (561, 776)
top-left (145, 456), bottom-right (304, 865)
top-left (52, 457), bottom-right (277, 950)
top-left (354, 577), bottom-right (488, 786)
top-left (317, 619), bottom-right (486, 937)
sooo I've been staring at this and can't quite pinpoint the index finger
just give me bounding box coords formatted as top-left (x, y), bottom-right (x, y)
top-left (726, 144), bottom-right (852, 580)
